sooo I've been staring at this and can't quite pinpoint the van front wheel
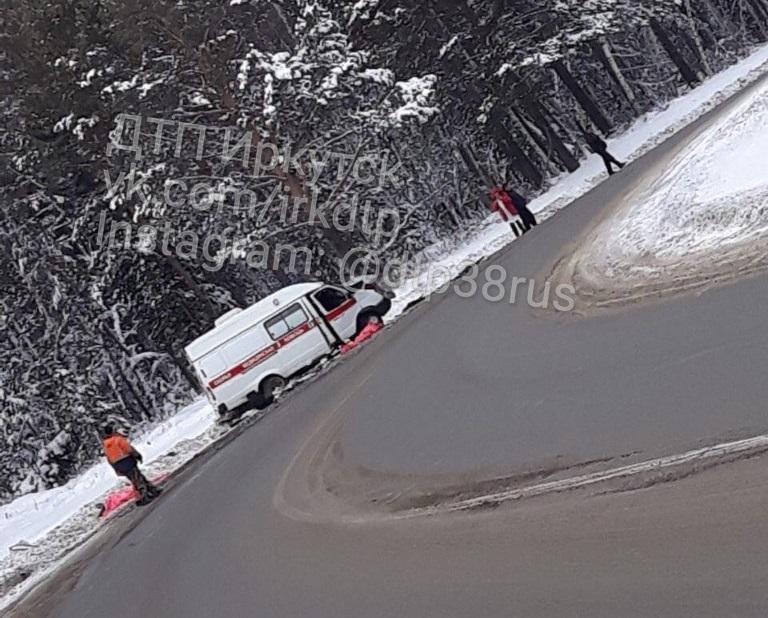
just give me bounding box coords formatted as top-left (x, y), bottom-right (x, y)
top-left (259, 375), bottom-right (286, 406)
top-left (356, 311), bottom-right (383, 335)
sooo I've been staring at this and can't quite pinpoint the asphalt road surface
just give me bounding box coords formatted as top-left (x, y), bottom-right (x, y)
top-left (14, 76), bottom-right (768, 617)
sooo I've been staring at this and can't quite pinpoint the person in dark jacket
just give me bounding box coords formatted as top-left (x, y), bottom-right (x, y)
top-left (506, 187), bottom-right (537, 231)
top-left (584, 131), bottom-right (625, 175)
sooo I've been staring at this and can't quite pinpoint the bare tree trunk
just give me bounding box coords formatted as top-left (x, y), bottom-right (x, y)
top-left (747, 0), bottom-right (768, 35)
top-left (101, 328), bottom-right (154, 420)
top-left (167, 345), bottom-right (200, 392)
top-left (516, 102), bottom-right (580, 174)
top-left (701, 0), bottom-right (739, 41)
top-left (488, 107), bottom-right (544, 188)
top-left (540, 99), bottom-right (586, 154)
top-left (684, 0), bottom-right (713, 75)
top-left (649, 17), bottom-right (700, 87)
top-left (440, 200), bottom-right (462, 229)
top-left (756, 0), bottom-right (768, 20)
top-left (551, 59), bottom-right (612, 135)
top-left (509, 107), bottom-right (560, 176)
top-left (159, 251), bottom-right (217, 324)
top-left (266, 1), bottom-right (297, 50)
top-left (140, 318), bottom-right (200, 392)
top-left (454, 140), bottom-right (492, 188)
top-left (532, 102), bottom-right (580, 173)
top-left (594, 38), bottom-right (639, 113)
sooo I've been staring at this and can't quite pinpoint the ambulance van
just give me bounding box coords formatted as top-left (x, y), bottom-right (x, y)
top-left (184, 282), bottom-right (391, 416)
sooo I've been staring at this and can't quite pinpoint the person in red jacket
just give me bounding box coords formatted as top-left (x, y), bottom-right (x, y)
top-left (490, 186), bottom-right (525, 237)
top-left (101, 424), bottom-right (160, 505)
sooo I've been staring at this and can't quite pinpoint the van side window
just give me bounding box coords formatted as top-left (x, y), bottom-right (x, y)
top-left (283, 304), bottom-right (308, 330)
top-left (265, 303), bottom-right (308, 340)
top-left (315, 288), bottom-right (349, 312)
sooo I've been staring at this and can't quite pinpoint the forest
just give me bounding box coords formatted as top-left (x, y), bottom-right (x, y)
top-left (2, 0), bottom-right (768, 501)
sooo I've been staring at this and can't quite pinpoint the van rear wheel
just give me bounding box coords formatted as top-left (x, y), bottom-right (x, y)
top-left (260, 375), bottom-right (286, 406)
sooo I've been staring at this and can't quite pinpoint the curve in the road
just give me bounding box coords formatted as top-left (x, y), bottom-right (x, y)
top-left (272, 75), bottom-right (768, 520)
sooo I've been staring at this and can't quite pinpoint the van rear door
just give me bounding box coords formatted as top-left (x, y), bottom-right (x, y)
top-left (311, 286), bottom-right (358, 341)
top-left (194, 350), bottom-right (229, 403)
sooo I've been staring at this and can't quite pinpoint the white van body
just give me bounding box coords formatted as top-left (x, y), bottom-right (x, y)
top-left (184, 282), bottom-right (389, 414)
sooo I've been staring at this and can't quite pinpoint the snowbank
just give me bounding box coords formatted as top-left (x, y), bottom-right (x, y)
top-left (588, 80), bottom-right (768, 269)
top-left (547, 77), bottom-right (768, 307)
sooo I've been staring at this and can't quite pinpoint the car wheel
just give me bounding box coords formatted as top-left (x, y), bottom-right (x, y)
top-left (357, 311), bottom-right (382, 334)
top-left (260, 375), bottom-right (286, 404)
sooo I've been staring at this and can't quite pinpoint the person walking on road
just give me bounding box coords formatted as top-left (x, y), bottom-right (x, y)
top-left (490, 186), bottom-right (526, 237)
top-left (506, 187), bottom-right (537, 231)
top-left (101, 425), bottom-right (160, 505)
top-left (584, 130), bottom-right (625, 175)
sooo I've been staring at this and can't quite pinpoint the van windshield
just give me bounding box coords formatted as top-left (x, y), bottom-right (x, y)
top-left (315, 288), bottom-right (349, 312)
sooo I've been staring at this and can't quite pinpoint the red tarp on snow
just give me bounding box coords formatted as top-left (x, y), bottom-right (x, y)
top-left (340, 322), bottom-right (383, 354)
top-left (99, 474), bottom-right (167, 518)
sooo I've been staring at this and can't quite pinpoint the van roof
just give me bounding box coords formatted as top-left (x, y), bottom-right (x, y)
top-left (184, 282), bottom-right (323, 361)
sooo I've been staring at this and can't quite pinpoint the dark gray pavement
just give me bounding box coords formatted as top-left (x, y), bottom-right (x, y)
top-left (12, 74), bottom-right (768, 617)
top-left (342, 249), bottom-right (768, 475)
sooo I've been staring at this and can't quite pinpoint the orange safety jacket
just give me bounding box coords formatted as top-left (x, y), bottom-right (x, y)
top-left (103, 435), bottom-right (134, 464)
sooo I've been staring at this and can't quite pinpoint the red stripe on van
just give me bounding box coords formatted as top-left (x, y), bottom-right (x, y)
top-left (208, 321), bottom-right (317, 390)
top-left (326, 298), bottom-right (356, 321)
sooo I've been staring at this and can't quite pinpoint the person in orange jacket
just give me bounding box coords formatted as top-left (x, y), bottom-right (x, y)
top-left (101, 424), bottom-right (160, 504)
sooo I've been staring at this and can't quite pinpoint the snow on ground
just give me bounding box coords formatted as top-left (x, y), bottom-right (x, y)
top-left (388, 43), bottom-right (768, 319)
top-left (546, 73), bottom-right (768, 307)
top-left (0, 401), bottom-right (214, 559)
top-left (585, 79), bottom-right (768, 273)
top-left (3, 42), bottom-right (768, 611)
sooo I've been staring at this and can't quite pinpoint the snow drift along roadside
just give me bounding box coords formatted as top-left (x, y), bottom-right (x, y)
top-left (569, 79), bottom-right (768, 292)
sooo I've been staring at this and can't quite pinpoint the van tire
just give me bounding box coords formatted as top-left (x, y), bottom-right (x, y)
top-left (356, 311), bottom-right (383, 335)
top-left (246, 390), bottom-right (266, 410)
top-left (259, 375), bottom-right (286, 406)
